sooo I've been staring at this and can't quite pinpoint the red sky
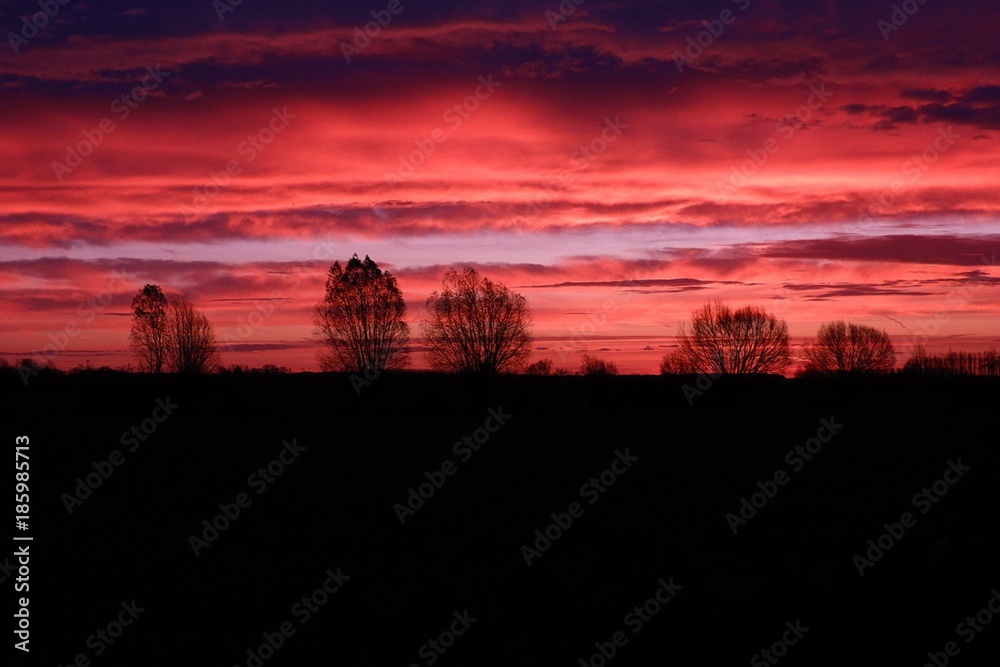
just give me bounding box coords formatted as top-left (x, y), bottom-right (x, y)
top-left (2, 0), bottom-right (1000, 372)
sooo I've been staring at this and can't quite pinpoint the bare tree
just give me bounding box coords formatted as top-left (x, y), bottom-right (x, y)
top-left (423, 267), bottom-right (532, 375)
top-left (580, 354), bottom-right (617, 375)
top-left (803, 321), bottom-right (895, 373)
top-left (524, 359), bottom-right (553, 375)
top-left (315, 254), bottom-right (410, 372)
top-left (902, 346), bottom-right (1000, 377)
top-left (129, 284), bottom-right (168, 373)
top-left (677, 300), bottom-right (790, 374)
top-left (165, 297), bottom-right (221, 373)
top-left (659, 350), bottom-right (696, 374)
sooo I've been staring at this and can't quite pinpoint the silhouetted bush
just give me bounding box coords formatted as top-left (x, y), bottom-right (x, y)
top-left (580, 354), bottom-right (617, 376)
top-left (524, 359), bottom-right (553, 375)
top-left (659, 350), bottom-right (695, 374)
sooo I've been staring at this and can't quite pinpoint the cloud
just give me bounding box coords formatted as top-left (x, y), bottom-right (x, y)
top-left (4, 0), bottom-right (1000, 370)
top-left (758, 235), bottom-right (1000, 266)
top-left (844, 85), bottom-right (1000, 130)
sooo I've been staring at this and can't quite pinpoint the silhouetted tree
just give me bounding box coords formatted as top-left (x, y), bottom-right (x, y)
top-left (130, 284), bottom-right (168, 372)
top-left (13, 356), bottom-right (60, 384)
top-left (902, 346), bottom-right (1000, 377)
top-left (677, 300), bottom-right (790, 374)
top-left (524, 359), bottom-right (553, 375)
top-left (659, 350), bottom-right (696, 374)
top-left (983, 352), bottom-right (1000, 375)
top-left (221, 364), bottom-right (291, 374)
top-left (580, 354), bottom-right (617, 375)
top-left (315, 254), bottom-right (410, 372)
top-left (804, 321), bottom-right (895, 373)
top-left (166, 297), bottom-right (220, 373)
top-left (423, 267), bottom-right (532, 375)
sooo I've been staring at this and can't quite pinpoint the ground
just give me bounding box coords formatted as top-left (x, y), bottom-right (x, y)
top-left (5, 371), bottom-right (999, 665)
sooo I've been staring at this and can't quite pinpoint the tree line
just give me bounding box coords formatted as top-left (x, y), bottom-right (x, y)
top-left (102, 254), bottom-right (990, 377)
top-left (125, 256), bottom-right (532, 376)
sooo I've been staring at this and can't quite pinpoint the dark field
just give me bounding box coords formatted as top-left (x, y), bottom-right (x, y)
top-left (6, 371), bottom-right (1000, 666)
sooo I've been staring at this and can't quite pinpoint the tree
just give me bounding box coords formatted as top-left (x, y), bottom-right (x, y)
top-left (677, 300), bottom-right (790, 374)
top-left (902, 346), bottom-right (1000, 377)
top-left (524, 359), bottom-right (553, 375)
top-left (659, 350), bottom-right (696, 374)
top-left (315, 254), bottom-right (410, 372)
top-left (423, 267), bottom-right (532, 375)
top-left (130, 284), bottom-right (168, 373)
top-left (803, 321), bottom-right (895, 373)
top-left (165, 297), bottom-right (221, 373)
top-left (580, 354), bottom-right (617, 376)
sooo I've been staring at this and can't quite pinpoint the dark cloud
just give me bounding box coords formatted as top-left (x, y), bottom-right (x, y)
top-left (222, 342), bottom-right (313, 352)
top-left (902, 88), bottom-right (953, 103)
top-left (847, 85), bottom-right (1000, 130)
top-left (759, 235), bottom-right (1000, 266)
top-left (522, 278), bottom-right (747, 290)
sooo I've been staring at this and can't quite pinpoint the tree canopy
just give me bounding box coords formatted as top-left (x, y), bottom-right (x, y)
top-left (315, 254), bottom-right (410, 373)
top-left (423, 267), bottom-right (532, 375)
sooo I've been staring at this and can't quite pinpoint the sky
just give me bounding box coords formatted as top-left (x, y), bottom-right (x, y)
top-left (1, 0), bottom-right (999, 373)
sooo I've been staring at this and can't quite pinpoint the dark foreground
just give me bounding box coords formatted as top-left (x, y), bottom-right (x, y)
top-left (5, 371), bottom-right (1000, 666)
